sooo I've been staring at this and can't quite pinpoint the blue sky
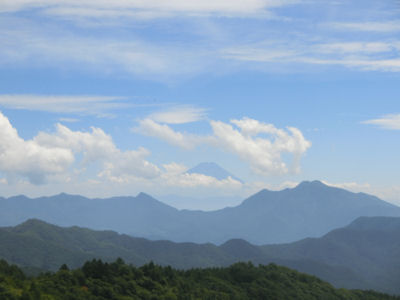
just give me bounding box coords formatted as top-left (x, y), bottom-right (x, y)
top-left (0, 0), bottom-right (399, 209)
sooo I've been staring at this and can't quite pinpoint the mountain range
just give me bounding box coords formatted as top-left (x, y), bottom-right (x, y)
top-left (1, 180), bottom-right (399, 244)
top-left (1, 216), bottom-right (400, 294)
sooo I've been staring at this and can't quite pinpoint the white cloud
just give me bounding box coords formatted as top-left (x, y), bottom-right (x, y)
top-left (136, 117), bottom-right (311, 176)
top-left (223, 40), bottom-right (400, 73)
top-left (161, 172), bottom-right (243, 189)
top-left (0, 110), bottom-right (257, 196)
top-left (134, 118), bottom-right (210, 149)
top-left (362, 114), bottom-right (400, 130)
top-left (0, 111), bottom-right (161, 185)
top-left (59, 118), bottom-right (79, 123)
top-left (222, 46), bottom-right (298, 63)
top-left (35, 123), bottom-right (161, 180)
top-left (0, 110), bottom-right (246, 192)
top-left (35, 123), bottom-right (117, 163)
top-left (0, 94), bottom-right (126, 115)
top-left (301, 57), bottom-right (400, 73)
top-left (156, 162), bottom-right (244, 191)
top-left (97, 147), bottom-right (161, 183)
top-left (162, 162), bottom-right (188, 174)
top-left (0, 111), bottom-right (74, 184)
top-left (316, 42), bottom-right (393, 54)
top-left (2, 5), bottom-right (400, 79)
top-left (0, 0), bottom-right (298, 18)
top-left (149, 106), bottom-right (207, 124)
top-left (0, 22), bottom-right (212, 78)
top-left (210, 118), bottom-right (311, 175)
top-left (328, 21), bottom-right (400, 32)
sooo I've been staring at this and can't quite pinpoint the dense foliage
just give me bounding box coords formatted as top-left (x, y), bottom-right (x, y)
top-left (0, 259), bottom-right (398, 300)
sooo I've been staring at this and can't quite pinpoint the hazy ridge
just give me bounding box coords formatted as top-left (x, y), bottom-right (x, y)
top-left (1, 181), bottom-right (399, 245)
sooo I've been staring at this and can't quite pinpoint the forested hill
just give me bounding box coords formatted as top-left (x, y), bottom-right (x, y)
top-left (3, 217), bottom-right (400, 294)
top-left (0, 259), bottom-right (398, 300)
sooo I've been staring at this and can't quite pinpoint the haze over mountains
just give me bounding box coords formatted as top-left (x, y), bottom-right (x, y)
top-left (1, 216), bottom-right (400, 294)
top-left (1, 181), bottom-right (399, 245)
top-left (186, 162), bottom-right (244, 183)
top-left (159, 162), bottom-right (243, 210)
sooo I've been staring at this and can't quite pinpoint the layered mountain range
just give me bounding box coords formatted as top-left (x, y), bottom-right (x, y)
top-left (1, 216), bottom-right (400, 294)
top-left (1, 181), bottom-right (399, 244)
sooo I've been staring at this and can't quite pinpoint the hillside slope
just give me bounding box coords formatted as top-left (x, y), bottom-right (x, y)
top-left (2, 217), bottom-right (400, 293)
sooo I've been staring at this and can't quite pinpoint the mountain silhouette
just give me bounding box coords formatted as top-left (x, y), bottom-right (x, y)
top-left (1, 181), bottom-right (399, 244)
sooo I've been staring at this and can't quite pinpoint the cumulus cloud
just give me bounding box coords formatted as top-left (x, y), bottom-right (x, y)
top-left (134, 118), bottom-right (210, 149)
top-left (0, 112), bottom-right (74, 184)
top-left (210, 118), bottom-right (311, 175)
top-left (0, 111), bottom-right (247, 192)
top-left (35, 124), bottom-right (118, 163)
top-left (0, 111), bottom-right (160, 184)
top-left (35, 123), bottom-right (161, 181)
top-left (362, 114), bottom-right (400, 130)
top-left (136, 117), bottom-right (311, 175)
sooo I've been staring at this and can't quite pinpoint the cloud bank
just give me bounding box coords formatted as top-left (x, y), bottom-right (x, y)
top-left (0, 111), bottom-right (247, 194)
top-left (136, 116), bottom-right (311, 175)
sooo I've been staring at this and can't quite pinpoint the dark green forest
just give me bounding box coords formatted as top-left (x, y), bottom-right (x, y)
top-left (0, 259), bottom-right (398, 300)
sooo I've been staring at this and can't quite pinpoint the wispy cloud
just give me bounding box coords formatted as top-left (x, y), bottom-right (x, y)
top-left (223, 40), bottom-right (400, 72)
top-left (328, 21), bottom-right (400, 32)
top-left (316, 42), bottom-right (394, 54)
top-left (0, 21), bottom-right (214, 79)
top-left (362, 114), bottom-right (400, 130)
top-left (0, 0), bottom-right (299, 18)
top-left (0, 94), bottom-right (127, 116)
top-left (2, 0), bottom-right (399, 79)
top-left (148, 106), bottom-right (208, 124)
top-left (59, 117), bottom-right (80, 123)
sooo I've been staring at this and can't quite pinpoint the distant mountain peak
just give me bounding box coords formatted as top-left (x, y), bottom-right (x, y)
top-left (136, 192), bottom-right (153, 199)
top-left (295, 180), bottom-right (327, 189)
top-left (186, 162), bottom-right (244, 183)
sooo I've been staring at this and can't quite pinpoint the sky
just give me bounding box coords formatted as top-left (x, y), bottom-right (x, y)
top-left (0, 0), bottom-right (399, 209)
